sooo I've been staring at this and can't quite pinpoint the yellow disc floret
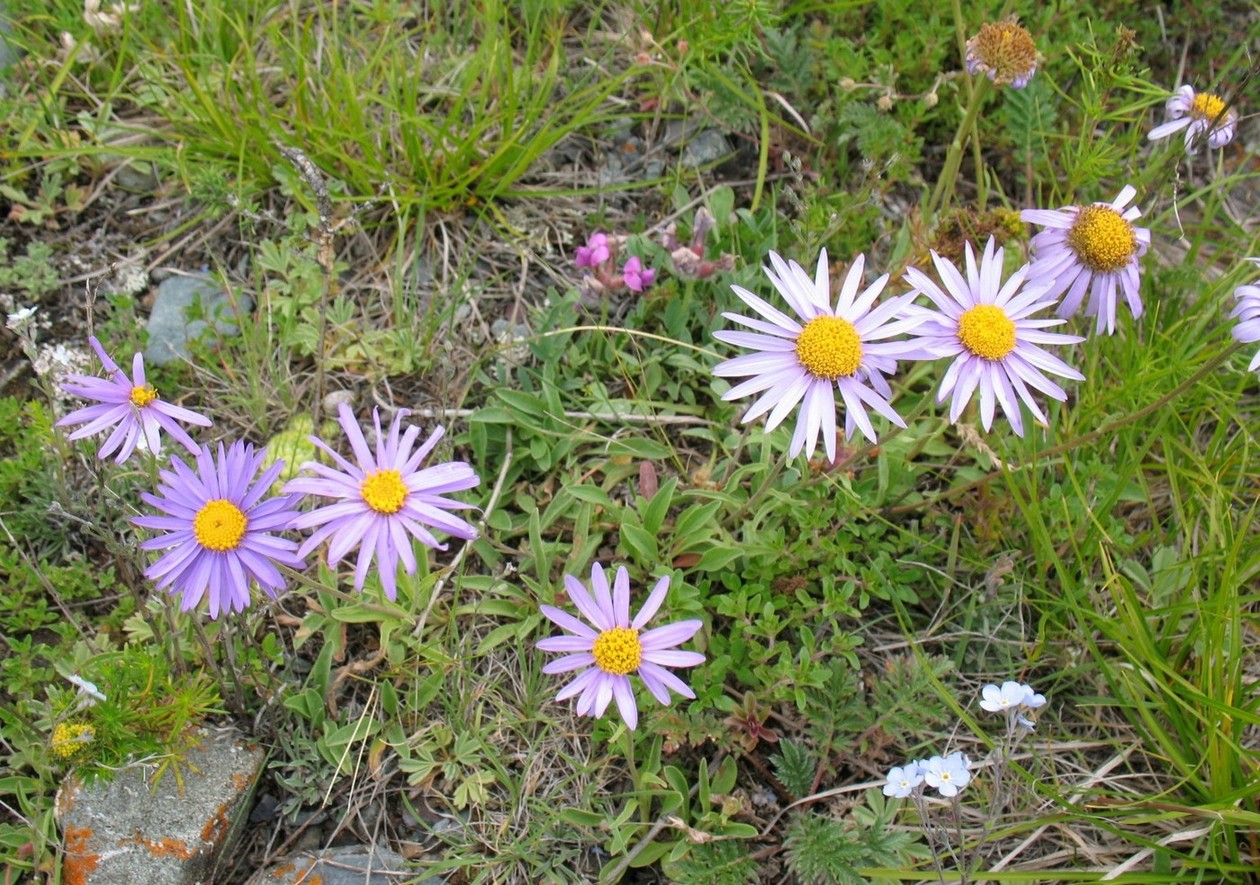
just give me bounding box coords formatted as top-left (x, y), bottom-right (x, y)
top-left (1066, 205), bottom-right (1138, 274)
top-left (958, 305), bottom-right (1017, 361)
top-left (130, 384), bottom-right (158, 408)
top-left (591, 626), bottom-right (643, 676)
top-left (51, 722), bottom-right (95, 760)
top-left (1190, 92), bottom-right (1227, 123)
top-left (193, 499), bottom-right (248, 551)
top-left (361, 469), bottom-right (407, 515)
top-left (795, 315), bottom-right (863, 380)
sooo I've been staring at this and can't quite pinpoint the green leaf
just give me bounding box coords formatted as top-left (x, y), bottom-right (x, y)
top-left (694, 545), bottom-right (745, 572)
top-left (495, 388), bottom-right (547, 421)
top-left (566, 483), bottom-right (615, 508)
top-left (620, 523), bottom-right (659, 564)
top-left (641, 477), bottom-right (678, 536)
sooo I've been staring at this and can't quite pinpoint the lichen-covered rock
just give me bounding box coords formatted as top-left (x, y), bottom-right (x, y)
top-left (55, 727), bottom-right (264, 885)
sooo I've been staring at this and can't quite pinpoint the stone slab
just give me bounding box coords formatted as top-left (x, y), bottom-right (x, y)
top-left (56, 727), bottom-right (264, 885)
top-left (257, 845), bottom-right (416, 883)
top-left (145, 275), bottom-right (254, 367)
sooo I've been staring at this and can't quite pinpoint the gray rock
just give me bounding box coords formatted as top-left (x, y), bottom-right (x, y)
top-left (145, 275), bottom-right (254, 366)
top-left (55, 727), bottom-right (264, 885)
top-left (256, 845), bottom-right (425, 884)
top-left (681, 129), bottom-right (733, 168)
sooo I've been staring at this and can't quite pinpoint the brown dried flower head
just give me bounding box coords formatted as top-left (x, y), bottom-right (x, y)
top-left (965, 18), bottom-right (1039, 89)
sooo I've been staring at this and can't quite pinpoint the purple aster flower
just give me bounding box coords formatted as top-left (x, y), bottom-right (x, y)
top-left (56, 335), bottom-right (211, 463)
top-left (902, 238), bottom-right (1084, 436)
top-left (622, 255), bottom-right (656, 292)
top-left (713, 250), bottom-right (927, 462)
top-left (133, 441), bottom-right (305, 618)
top-left (965, 19), bottom-right (1039, 89)
top-left (1020, 185), bottom-right (1151, 335)
top-left (537, 564), bottom-right (704, 730)
top-left (1230, 259), bottom-right (1260, 374)
top-left (575, 233), bottom-right (611, 269)
top-left (283, 404), bottom-right (480, 601)
top-left (1148, 85), bottom-right (1238, 152)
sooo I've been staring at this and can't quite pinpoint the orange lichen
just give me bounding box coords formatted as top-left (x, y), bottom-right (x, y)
top-left (200, 802), bottom-right (230, 845)
top-left (130, 834), bottom-right (195, 860)
top-left (61, 825), bottom-right (100, 885)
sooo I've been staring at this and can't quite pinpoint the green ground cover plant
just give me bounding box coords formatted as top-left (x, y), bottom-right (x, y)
top-left (0, 0), bottom-right (1258, 882)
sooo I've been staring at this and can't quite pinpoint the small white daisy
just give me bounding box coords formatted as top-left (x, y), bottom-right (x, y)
top-left (902, 238), bottom-right (1084, 436)
top-left (1148, 84), bottom-right (1238, 152)
top-left (713, 250), bottom-right (925, 461)
top-left (1021, 185), bottom-right (1151, 335)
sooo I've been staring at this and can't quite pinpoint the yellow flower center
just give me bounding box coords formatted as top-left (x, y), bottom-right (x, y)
top-left (958, 305), bottom-right (1017, 361)
top-left (51, 722), bottom-right (96, 759)
top-left (361, 469), bottom-right (407, 515)
top-left (1066, 205), bottom-right (1138, 273)
top-left (795, 315), bottom-right (862, 380)
top-left (130, 384), bottom-right (158, 407)
top-left (970, 20), bottom-right (1038, 84)
top-left (193, 499), bottom-right (248, 551)
top-left (1190, 92), bottom-right (1227, 123)
top-left (591, 626), bottom-right (643, 676)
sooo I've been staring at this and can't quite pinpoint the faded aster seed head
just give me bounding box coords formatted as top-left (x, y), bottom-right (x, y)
top-left (966, 18), bottom-right (1039, 88)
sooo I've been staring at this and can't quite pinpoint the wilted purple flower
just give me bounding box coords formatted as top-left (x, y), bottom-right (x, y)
top-left (56, 336), bottom-right (211, 463)
top-left (537, 564), bottom-right (704, 730)
top-left (283, 404), bottom-right (480, 600)
top-left (1148, 85), bottom-right (1238, 152)
top-left (133, 441), bottom-right (305, 618)
top-left (575, 233), bottom-right (611, 269)
top-left (622, 256), bottom-right (656, 292)
top-left (965, 18), bottom-right (1039, 89)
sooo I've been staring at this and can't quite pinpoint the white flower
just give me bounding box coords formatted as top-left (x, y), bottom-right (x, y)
top-left (922, 752), bottom-right (972, 798)
top-left (67, 674), bottom-right (106, 703)
top-left (1019, 684), bottom-right (1047, 709)
top-left (5, 306), bottom-right (37, 332)
top-left (980, 680), bottom-right (1031, 713)
top-left (882, 761), bottom-right (925, 798)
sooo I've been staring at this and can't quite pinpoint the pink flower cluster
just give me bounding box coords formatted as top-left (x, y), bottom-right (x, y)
top-left (574, 232), bottom-right (656, 296)
top-left (573, 210), bottom-right (739, 304)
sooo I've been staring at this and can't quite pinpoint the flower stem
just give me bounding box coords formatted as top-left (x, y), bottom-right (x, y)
top-left (926, 76), bottom-right (990, 221)
top-left (622, 727), bottom-right (650, 826)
